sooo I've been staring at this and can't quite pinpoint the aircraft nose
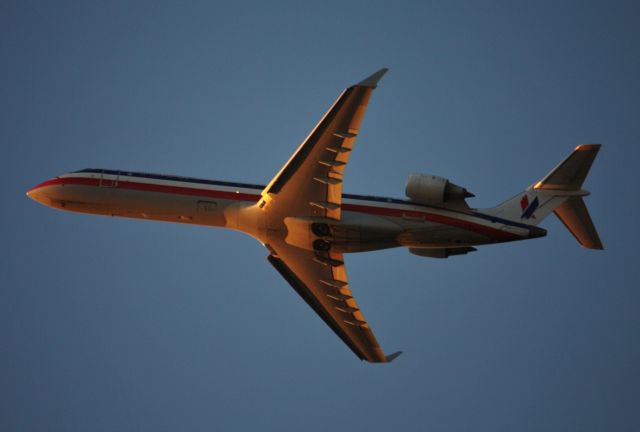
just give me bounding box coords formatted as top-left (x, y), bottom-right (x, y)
top-left (26, 185), bottom-right (45, 205)
top-left (26, 179), bottom-right (55, 206)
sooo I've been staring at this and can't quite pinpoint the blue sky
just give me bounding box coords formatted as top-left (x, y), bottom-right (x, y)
top-left (2, 1), bottom-right (639, 431)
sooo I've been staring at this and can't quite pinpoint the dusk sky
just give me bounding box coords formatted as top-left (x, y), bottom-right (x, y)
top-left (2, 1), bottom-right (639, 431)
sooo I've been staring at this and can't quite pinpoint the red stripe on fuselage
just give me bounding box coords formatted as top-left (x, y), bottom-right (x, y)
top-left (34, 176), bottom-right (521, 241)
top-left (116, 179), bottom-right (260, 202)
top-left (28, 177), bottom-right (85, 192)
top-left (31, 176), bottom-right (260, 202)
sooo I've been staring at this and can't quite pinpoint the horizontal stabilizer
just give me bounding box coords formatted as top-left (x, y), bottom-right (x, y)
top-left (554, 197), bottom-right (604, 249)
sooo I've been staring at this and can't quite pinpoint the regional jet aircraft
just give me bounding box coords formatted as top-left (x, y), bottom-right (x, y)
top-left (27, 69), bottom-right (603, 363)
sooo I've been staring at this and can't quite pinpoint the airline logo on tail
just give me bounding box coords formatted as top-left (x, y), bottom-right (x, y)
top-left (520, 195), bottom-right (539, 219)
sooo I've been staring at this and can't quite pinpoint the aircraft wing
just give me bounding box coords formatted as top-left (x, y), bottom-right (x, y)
top-left (258, 68), bottom-right (388, 220)
top-left (267, 238), bottom-right (401, 363)
top-left (260, 69), bottom-right (399, 362)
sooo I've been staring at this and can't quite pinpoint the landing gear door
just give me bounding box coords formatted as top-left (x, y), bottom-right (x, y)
top-left (99, 170), bottom-right (119, 187)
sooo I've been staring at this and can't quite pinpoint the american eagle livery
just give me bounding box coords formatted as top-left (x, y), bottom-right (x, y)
top-left (27, 69), bottom-right (603, 363)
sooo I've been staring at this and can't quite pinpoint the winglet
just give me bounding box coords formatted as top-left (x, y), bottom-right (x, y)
top-left (385, 351), bottom-right (403, 362)
top-left (357, 68), bottom-right (389, 88)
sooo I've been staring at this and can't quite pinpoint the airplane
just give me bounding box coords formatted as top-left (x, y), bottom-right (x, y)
top-left (27, 68), bottom-right (603, 363)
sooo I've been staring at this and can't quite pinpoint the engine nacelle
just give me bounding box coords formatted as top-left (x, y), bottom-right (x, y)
top-left (405, 173), bottom-right (473, 205)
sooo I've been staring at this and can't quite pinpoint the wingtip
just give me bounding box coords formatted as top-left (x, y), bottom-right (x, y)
top-left (357, 68), bottom-right (389, 88)
top-left (575, 143), bottom-right (602, 152)
top-left (385, 351), bottom-right (403, 362)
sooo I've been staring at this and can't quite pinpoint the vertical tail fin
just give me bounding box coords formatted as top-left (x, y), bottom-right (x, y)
top-left (482, 145), bottom-right (604, 249)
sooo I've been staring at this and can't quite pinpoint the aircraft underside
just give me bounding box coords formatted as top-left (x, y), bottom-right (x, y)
top-left (27, 69), bottom-right (600, 363)
top-left (27, 172), bottom-right (538, 255)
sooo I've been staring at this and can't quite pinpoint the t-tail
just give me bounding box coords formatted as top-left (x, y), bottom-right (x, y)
top-left (481, 144), bottom-right (604, 249)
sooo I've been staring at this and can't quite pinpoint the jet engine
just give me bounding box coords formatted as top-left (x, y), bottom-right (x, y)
top-left (405, 173), bottom-right (474, 206)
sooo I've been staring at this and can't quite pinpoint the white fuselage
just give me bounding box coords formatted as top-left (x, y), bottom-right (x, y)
top-left (27, 169), bottom-right (545, 253)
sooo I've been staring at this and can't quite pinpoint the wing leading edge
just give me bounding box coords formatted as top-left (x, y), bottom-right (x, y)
top-left (260, 69), bottom-right (400, 362)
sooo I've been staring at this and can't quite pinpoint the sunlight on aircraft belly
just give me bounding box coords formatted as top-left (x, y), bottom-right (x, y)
top-left (27, 181), bottom-right (229, 227)
top-left (27, 172), bottom-right (536, 255)
top-left (27, 177), bottom-right (531, 250)
top-left (397, 224), bottom-right (490, 247)
top-left (281, 211), bottom-right (404, 254)
top-left (395, 217), bottom-right (529, 247)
